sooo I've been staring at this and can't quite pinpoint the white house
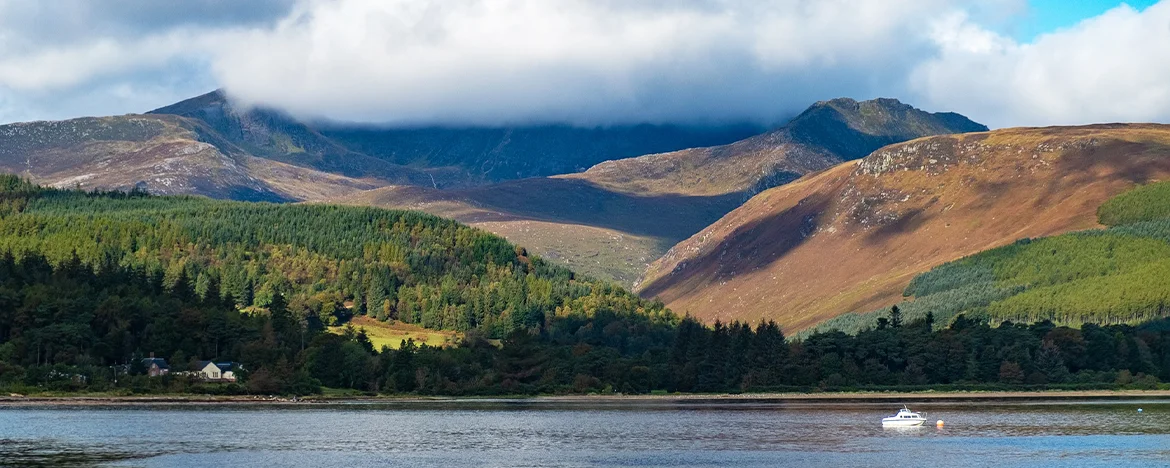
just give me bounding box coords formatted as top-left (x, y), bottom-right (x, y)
top-left (196, 361), bottom-right (237, 382)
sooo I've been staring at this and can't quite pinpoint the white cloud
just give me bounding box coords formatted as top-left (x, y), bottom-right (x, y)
top-left (211, 0), bottom-right (963, 125)
top-left (0, 0), bottom-right (1168, 128)
top-left (912, 2), bottom-right (1170, 128)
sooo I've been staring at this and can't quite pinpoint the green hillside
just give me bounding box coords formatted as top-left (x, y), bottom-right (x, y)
top-left (1098, 179), bottom-right (1170, 226)
top-left (0, 175), bottom-right (668, 338)
top-left (809, 180), bottom-right (1170, 335)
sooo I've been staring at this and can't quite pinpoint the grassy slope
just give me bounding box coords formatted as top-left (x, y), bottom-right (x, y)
top-left (640, 124), bottom-right (1170, 332)
top-left (328, 316), bottom-right (460, 349)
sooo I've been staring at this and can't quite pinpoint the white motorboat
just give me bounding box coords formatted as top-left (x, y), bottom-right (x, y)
top-left (881, 406), bottom-right (927, 427)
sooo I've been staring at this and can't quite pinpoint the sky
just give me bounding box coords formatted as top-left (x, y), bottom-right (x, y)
top-left (0, 0), bottom-right (1166, 129)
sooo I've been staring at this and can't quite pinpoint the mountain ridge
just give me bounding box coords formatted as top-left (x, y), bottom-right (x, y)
top-left (151, 89), bottom-right (765, 185)
top-left (2, 91), bottom-right (987, 287)
top-left (332, 98), bottom-right (986, 286)
top-left (560, 97), bottom-right (987, 199)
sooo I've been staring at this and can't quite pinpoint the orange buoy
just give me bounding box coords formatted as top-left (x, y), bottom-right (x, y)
top-left (936, 420), bottom-right (945, 428)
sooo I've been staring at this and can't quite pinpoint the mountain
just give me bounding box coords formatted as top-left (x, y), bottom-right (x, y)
top-left (0, 92), bottom-right (983, 287)
top-left (0, 114), bottom-right (384, 202)
top-left (638, 124), bottom-right (1170, 332)
top-left (561, 98), bottom-right (987, 198)
top-left (337, 99), bottom-right (987, 286)
top-left (0, 90), bottom-right (760, 204)
top-left (148, 91), bottom-right (451, 187)
top-left (153, 90), bottom-right (764, 185)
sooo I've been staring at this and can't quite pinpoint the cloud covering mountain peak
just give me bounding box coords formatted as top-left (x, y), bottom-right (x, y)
top-left (0, 0), bottom-right (1168, 128)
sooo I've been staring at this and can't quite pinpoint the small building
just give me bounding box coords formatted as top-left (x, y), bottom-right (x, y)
top-left (196, 361), bottom-right (237, 382)
top-left (142, 357), bottom-right (170, 377)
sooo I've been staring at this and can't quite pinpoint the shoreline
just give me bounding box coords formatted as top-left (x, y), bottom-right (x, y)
top-left (2, 389), bottom-right (1170, 406)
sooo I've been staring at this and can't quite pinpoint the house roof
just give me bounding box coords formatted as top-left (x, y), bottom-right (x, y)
top-left (197, 360), bottom-right (235, 372)
top-left (142, 357), bottom-right (169, 369)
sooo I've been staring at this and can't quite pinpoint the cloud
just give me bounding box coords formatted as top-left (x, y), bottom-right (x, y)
top-left (0, 0), bottom-right (1168, 128)
top-left (0, 0), bottom-right (292, 121)
top-left (212, 0), bottom-right (963, 125)
top-left (912, 2), bottom-right (1170, 128)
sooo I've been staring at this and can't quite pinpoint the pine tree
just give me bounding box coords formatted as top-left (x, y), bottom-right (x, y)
top-left (889, 305), bottom-right (903, 329)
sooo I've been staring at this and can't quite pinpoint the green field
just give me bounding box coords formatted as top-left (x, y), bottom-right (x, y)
top-left (329, 316), bottom-right (461, 349)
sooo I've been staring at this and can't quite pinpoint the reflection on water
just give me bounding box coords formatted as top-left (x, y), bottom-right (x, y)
top-left (0, 400), bottom-right (1166, 467)
top-left (0, 439), bottom-right (150, 467)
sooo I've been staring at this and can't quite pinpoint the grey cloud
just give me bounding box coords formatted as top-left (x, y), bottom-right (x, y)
top-left (0, 0), bottom-right (293, 45)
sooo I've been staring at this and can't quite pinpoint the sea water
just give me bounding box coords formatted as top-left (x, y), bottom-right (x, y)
top-left (0, 400), bottom-right (1166, 467)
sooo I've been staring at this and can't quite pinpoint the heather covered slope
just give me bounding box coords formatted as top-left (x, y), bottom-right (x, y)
top-left (562, 98), bottom-right (987, 198)
top-left (639, 124), bottom-right (1170, 332)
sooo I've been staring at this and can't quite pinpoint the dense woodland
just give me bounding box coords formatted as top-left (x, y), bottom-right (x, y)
top-left (0, 175), bottom-right (670, 339)
top-left (810, 180), bottom-right (1170, 336)
top-left (0, 176), bottom-right (1168, 395)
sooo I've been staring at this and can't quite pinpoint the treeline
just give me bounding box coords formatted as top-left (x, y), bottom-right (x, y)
top-left (810, 181), bottom-right (1170, 335)
top-left (1, 250), bottom-right (1167, 395)
top-left (0, 175), bottom-right (669, 339)
top-left (0, 251), bottom-right (316, 394)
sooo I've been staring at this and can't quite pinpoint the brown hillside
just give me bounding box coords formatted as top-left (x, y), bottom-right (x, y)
top-left (638, 124), bottom-right (1170, 332)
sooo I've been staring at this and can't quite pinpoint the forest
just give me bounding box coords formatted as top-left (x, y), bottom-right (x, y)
top-left (2, 251), bottom-right (1168, 395)
top-left (808, 180), bottom-right (1170, 336)
top-left (0, 175), bottom-right (1167, 395)
top-left (0, 175), bottom-right (670, 339)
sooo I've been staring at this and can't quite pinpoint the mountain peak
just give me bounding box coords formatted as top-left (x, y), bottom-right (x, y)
top-left (783, 97), bottom-right (987, 160)
top-left (148, 89), bottom-right (228, 116)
